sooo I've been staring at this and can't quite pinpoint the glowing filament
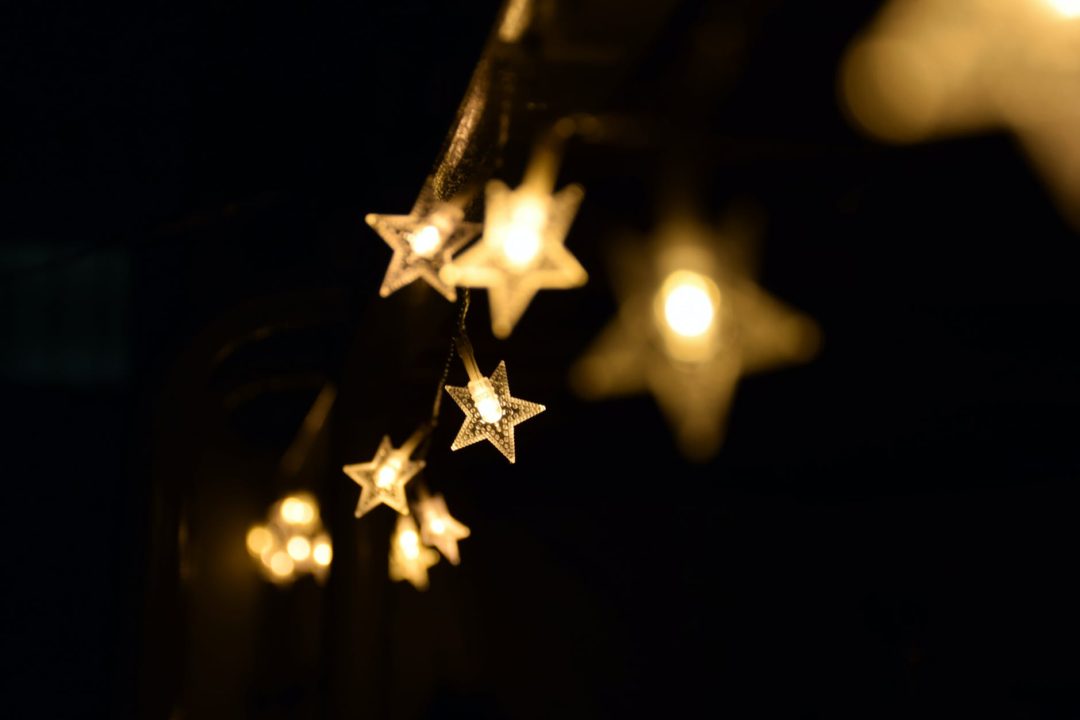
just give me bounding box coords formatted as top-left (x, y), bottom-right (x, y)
top-left (468, 377), bottom-right (503, 423)
top-left (407, 225), bottom-right (442, 257)
top-left (501, 196), bottom-right (546, 268)
top-left (661, 271), bottom-right (718, 338)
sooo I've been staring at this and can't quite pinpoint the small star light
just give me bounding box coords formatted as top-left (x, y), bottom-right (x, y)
top-left (366, 177), bottom-right (482, 301)
top-left (444, 335), bottom-right (545, 463)
top-left (840, 0), bottom-right (1080, 224)
top-left (571, 217), bottom-right (820, 460)
top-left (342, 425), bottom-right (429, 518)
top-left (416, 489), bottom-right (471, 565)
top-left (441, 136), bottom-right (587, 338)
top-left (389, 514), bottom-right (439, 591)
top-left (245, 492), bottom-right (333, 585)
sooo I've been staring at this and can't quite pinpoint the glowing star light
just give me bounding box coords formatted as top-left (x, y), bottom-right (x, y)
top-left (366, 177), bottom-right (481, 301)
top-left (444, 336), bottom-right (545, 463)
top-left (416, 490), bottom-right (471, 565)
top-left (840, 0), bottom-right (1080, 226)
top-left (571, 217), bottom-right (820, 460)
top-left (246, 492), bottom-right (333, 585)
top-left (342, 426), bottom-right (428, 518)
top-left (441, 139), bottom-right (586, 337)
top-left (389, 514), bottom-right (439, 590)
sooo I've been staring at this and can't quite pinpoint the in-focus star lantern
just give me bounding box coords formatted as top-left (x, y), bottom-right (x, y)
top-left (840, 0), bottom-right (1080, 226)
top-left (445, 336), bottom-right (545, 463)
top-left (389, 514), bottom-right (439, 590)
top-left (416, 489), bottom-right (471, 565)
top-left (441, 138), bottom-right (587, 337)
top-left (571, 216), bottom-right (820, 460)
top-left (342, 427), bottom-right (428, 518)
top-left (366, 177), bottom-right (482, 301)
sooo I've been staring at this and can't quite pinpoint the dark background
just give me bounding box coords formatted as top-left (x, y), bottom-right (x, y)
top-left (5, 0), bottom-right (1080, 717)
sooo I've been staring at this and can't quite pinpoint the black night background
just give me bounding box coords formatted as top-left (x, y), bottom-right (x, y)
top-left (4, 0), bottom-right (1080, 717)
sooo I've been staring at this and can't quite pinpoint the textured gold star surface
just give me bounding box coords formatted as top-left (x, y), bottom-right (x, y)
top-left (416, 491), bottom-right (471, 565)
top-left (445, 360), bottom-right (545, 463)
top-left (571, 220), bottom-right (820, 460)
top-left (342, 436), bottom-right (424, 517)
top-left (841, 0), bottom-right (1080, 225)
top-left (389, 515), bottom-right (439, 590)
top-left (441, 179), bottom-right (586, 337)
top-left (366, 179), bottom-right (481, 301)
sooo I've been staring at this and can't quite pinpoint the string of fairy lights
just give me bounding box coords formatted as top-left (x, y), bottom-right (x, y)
top-left (249, 0), bottom-right (1080, 590)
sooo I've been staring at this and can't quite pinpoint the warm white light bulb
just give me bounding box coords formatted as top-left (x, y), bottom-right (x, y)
top-left (286, 535), bottom-right (311, 562)
top-left (501, 197), bottom-right (545, 268)
top-left (429, 517), bottom-right (446, 534)
top-left (1047, 0), bottom-right (1080, 18)
top-left (467, 377), bottom-right (503, 423)
top-left (407, 224), bottom-right (442, 257)
top-left (661, 271), bottom-right (716, 338)
top-left (375, 456), bottom-right (402, 489)
top-left (313, 541), bottom-right (332, 566)
top-left (269, 551), bottom-right (295, 577)
top-left (280, 496), bottom-right (314, 525)
top-left (246, 526), bottom-right (272, 555)
top-left (400, 529), bottom-right (420, 559)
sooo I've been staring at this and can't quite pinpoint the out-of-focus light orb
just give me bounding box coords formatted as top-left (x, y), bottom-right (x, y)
top-left (399, 528), bottom-right (421, 559)
top-left (407, 225), bottom-right (442, 257)
top-left (248, 493), bottom-right (332, 585)
top-left (280, 495), bottom-right (314, 525)
top-left (502, 196), bottom-right (546, 268)
top-left (389, 515), bottom-right (439, 590)
top-left (429, 518), bottom-right (446, 534)
top-left (246, 526), bottom-right (272, 555)
top-left (313, 540), bottom-right (332, 566)
top-left (286, 535), bottom-right (311, 562)
top-left (1047, 0), bottom-right (1080, 18)
top-left (660, 271), bottom-right (717, 338)
top-left (270, 551), bottom-right (295, 578)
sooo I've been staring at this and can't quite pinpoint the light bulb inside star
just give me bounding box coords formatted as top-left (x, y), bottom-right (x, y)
top-left (502, 195), bottom-right (546, 268)
top-left (407, 225), bottom-right (442, 257)
top-left (468, 377), bottom-right (504, 423)
top-left (661, 271), bottom-right (718, 338)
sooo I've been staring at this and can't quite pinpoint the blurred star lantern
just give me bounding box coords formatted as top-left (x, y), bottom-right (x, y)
top-left (246, 492), bottom-right (332, 585)
top-left (441, 129), bottom-right (587, 338)
top-left (840, 0), bottom-right (1080, 226)
top-left (389, 514), bottom-right (439, 591)
top-left (571, 217), bottom-right (820, 460)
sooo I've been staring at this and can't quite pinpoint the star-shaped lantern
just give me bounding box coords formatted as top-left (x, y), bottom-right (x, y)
top-left (342, 430), bottom-right (426, 518)
top-left (441, 145), bottom-right (587, 338)
top-left (366, 177), bottom-right (482, 301)
top-left (444, 337), bottom-right (545, 463)
top-left (389, 514), bottom-right (439, 591)
top-left (416, 489), bottom-right (471, 565)
top-left (840, 0), bottom-right (1080, 225)
top-left (571, 217), bottom-right (820, 460)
